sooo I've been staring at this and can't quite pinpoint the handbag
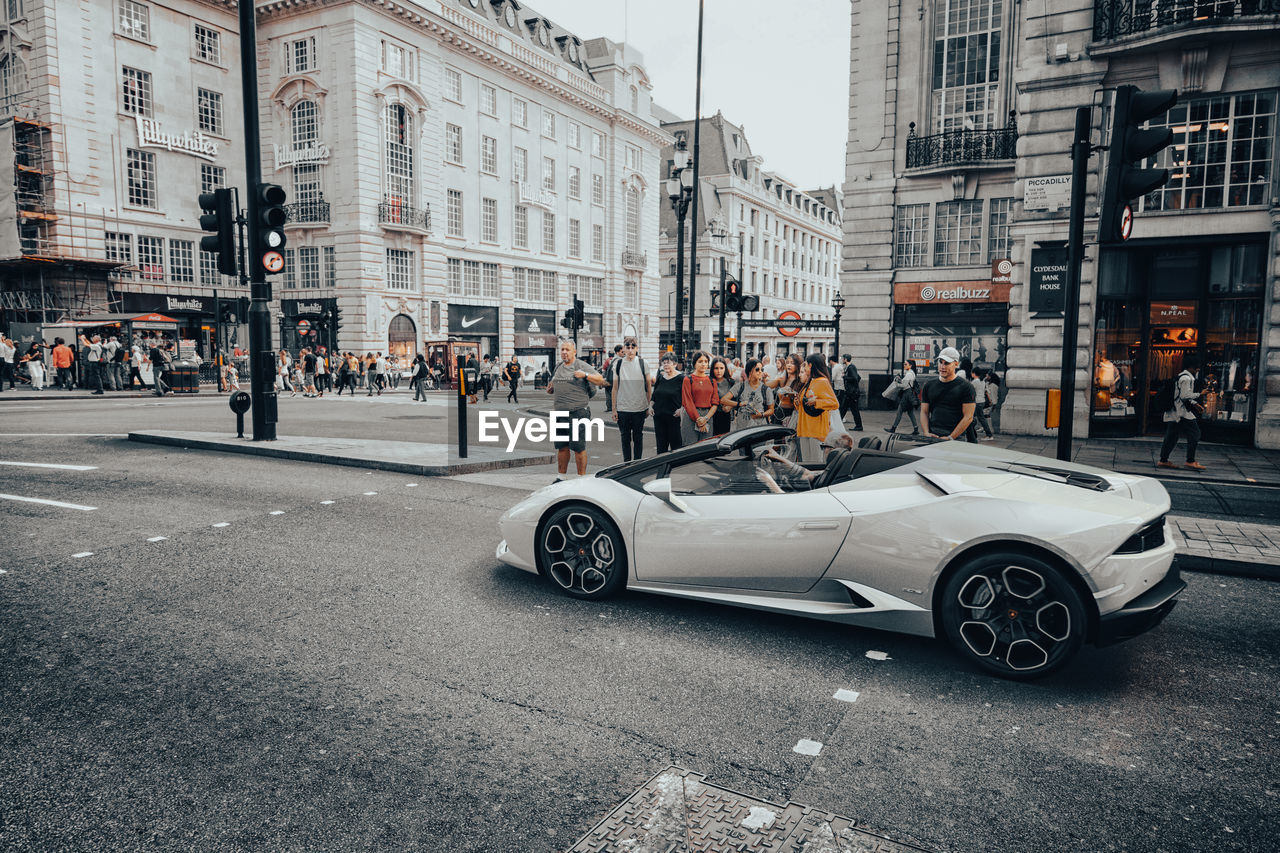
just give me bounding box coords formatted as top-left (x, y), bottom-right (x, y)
top-left (881, 382), bottom-right (901, 402)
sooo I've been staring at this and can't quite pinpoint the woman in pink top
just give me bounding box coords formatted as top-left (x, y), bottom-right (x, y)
top-left (680, 350), bottom-right (719, 444)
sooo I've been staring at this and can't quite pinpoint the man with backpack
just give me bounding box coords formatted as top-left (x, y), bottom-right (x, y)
top-left (840, 354), bottom-right (864, 431)
top-left (149, 341), bottom-right (172, 396)
top-left (602, 344), bottom-right (621, 413)
top-left (1157, 355), bottom-right (1206, 472)
top-left (610, 337), bottom-right (652, 462)
top-left (547, 339), bottom-right (606, 481)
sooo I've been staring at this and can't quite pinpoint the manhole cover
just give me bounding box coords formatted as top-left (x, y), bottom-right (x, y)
top-left (566, 766), bottom-right (934, 853)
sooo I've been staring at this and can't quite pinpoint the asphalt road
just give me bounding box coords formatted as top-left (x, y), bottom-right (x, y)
top-left (1, 423), bottom-right (1278, 852)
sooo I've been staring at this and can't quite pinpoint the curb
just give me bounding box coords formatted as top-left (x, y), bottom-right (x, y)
top-left (127, 431), bottom-right (554, 476)
top-left (1177, 553), bottom-right (1280, 582)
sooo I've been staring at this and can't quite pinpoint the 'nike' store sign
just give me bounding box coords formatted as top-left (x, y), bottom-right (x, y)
top-left (447, 304), bottom-right (499, 336)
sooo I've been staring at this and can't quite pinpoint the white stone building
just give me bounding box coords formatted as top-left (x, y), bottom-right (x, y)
top-left (842, 0), bottom-right (1279, 448)
top-left (658, 113), bottom-right (843, 363)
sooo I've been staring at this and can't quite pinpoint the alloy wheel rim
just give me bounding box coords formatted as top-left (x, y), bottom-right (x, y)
top-left (955, 565), bottom-right (1072, 672)
top-left (543, 511), bottom-right (615, 595)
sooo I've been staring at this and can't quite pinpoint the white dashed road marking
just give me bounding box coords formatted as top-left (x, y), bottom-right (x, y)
top-left (363, 491), bottom-right (377, 496)
top-left (147, 537), bottom-right (167, 542)
top-left (0, 461), bottom-right (98, 471)
top-left (320, 500), bottom-right (335, 505)
top-left (211, 522), bottom-right (230, 528)
top-left (865, 650), bottom-right (891, 661)
top-left (834, 689), bottom-right (860, 703)
top-left (270, 511), bottom-right (285, 515)
top-left (0, 493), bottom-right (97, 511)
top-left (793, 739), bottom-right (823, 756)
top-left (71, 552), bottom-right (93, 559)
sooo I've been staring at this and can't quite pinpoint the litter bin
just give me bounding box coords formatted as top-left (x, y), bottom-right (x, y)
top-left (168, 359), bottom-right (200, 394)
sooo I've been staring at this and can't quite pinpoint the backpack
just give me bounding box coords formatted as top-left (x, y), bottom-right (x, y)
top-left (1152, 377), bottom-right (1177, 414)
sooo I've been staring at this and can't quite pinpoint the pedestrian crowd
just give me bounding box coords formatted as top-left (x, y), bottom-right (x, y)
top-left (0, 331), bottom-right (186, 396)
top-left (881, 346), bottom-right (1006, 444)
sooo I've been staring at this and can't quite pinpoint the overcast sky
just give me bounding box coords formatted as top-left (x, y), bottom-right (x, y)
top-left (530, 0), bottom-right (852, 191)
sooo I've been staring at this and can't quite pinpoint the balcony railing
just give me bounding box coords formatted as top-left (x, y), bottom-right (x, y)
top-left (378, 199), bottom-right (430, 230)
top-left (906, 116), bottom-right (1018, 170)
top-left (285, 201), bottom-right (330, 225)
top-left (1094, 0), bottom-right (1280, 41)
top-left (621, 249), bottom-right (647, 270)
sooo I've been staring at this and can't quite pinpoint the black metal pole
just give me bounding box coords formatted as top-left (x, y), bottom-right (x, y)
top-left (687, 0), bottom-right (705, 352)
top-left (718, 257), bottom-right (726, 356)
top-left (1057, 106), bottom-right (1093, 462)
top-left (674, 196), bottom-right (686, 365)
top-left (834, 307), bottom-right (841, 360)
top-left (456, 353), bottom-right (467, 458)
top-left (239, 1), bottom-right (276, 440)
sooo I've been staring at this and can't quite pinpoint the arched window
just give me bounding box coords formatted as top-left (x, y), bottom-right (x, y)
top-left (290, 101), bottom-right (321, 204)
top-left (0, 55), bottom-right (27, 111)
top-left (384, 103), bottom-right (415, 207)
top-left (388, 313), bottom-right (417, 359)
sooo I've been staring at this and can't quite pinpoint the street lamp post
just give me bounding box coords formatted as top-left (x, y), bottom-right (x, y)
top-left (712, 221), bottom-right (728, 356)
top-left (665, 139), bottom-right (695, 364)
top-left (831, 291), bottom-right (845, 359)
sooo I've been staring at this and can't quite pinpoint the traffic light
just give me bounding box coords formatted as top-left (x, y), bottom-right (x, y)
top-left (237, 296), bottom-right (250, 321)
top-left (724, 276), bottom-right (742, 312)
top-left (1098, 85), bottom-right (1178, 244)
top-left (573, 297), bottom-right (585, 330)
top-left (741, 294), bottom-right (759, 312)
top-left (198, 188), bottom-right (237, 276)
top-left (560, 309), bottom-right (575, 330)
top-left (254, 182), bottom-right (288, 276)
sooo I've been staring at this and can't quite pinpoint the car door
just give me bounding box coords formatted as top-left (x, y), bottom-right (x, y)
top-left (632, 454), bottom-right (851, 593)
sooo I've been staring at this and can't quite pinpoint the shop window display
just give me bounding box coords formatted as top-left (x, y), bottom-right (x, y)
top-left (1092, 301), bottom-right (1142, 419)
top-left (1202, 299), bottom-right (1259, 426)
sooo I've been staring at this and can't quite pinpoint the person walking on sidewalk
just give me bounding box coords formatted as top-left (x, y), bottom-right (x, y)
top-left (21, 344), bottom-right (45, 390)
top-left (840, 354), bottom-right (864, 431)
top-left (410, 353), bottom-right (429, 401)
top-left (611, 337), bottom-right (652, 462)
top-left (505, 356), bottom-right (521, 403)
top-left (0, 333), bottom-right (15, 391)
top-left (920, 347), bottom-right (976, 442)
top-left (150, 341), bottom-right (172, 396)
top-left (52, 337), bottom-right (74, 390)
top-left (884, 360), bottom-right (920, 435)
top-left (651, 354), bottom-right (685, 454)
top-left (1158, 356), bottom-right (1206, 472)
top-left (969, 367), bottom-right (995, 440)
top-left (127, 341), bottom-right (149, 390)
top-left (79, 333), bottom-right (106, 394)
top-left (546, 339), bottom-right (606, 481)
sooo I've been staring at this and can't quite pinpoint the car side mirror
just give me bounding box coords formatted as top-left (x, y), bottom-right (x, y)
top-left (643, 477), bottom-right (682, 511)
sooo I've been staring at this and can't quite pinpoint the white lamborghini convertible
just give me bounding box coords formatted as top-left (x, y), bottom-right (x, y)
top-left (496, 426), bottom-right (1185, 679)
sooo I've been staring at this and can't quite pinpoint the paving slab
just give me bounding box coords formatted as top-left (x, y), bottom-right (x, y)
top-left (128, 430), bottom-right (553, 476)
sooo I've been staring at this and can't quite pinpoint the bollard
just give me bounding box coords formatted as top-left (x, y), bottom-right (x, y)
top-left (229, 390), bottom-right (252, 438)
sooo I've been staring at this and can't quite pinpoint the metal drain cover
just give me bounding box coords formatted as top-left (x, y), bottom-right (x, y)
top-left (566, 766), bottom-right (933, 852)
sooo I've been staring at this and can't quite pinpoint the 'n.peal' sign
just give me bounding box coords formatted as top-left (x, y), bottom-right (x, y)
top-left (1028, 246), bottom-right (1068, 316)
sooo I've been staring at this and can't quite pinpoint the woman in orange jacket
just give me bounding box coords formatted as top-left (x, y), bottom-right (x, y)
top-left (796, 353), bottom-right (841, 461)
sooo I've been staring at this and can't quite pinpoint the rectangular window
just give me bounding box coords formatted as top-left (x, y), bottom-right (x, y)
top-left (464, 260), bottom-right (480, 297)
top-left (542, 156), bottom-right (555, 193)
top-left (568, 121), bottom-right (581, 149)
top-left (126, 148), bottom-right (156, 208)
top-left (1144, 92), bottom-right (1276, 211)
top-left (482, 197), bottom-right (498, 242)
top-left (512, 97), bottom-right (527, 128)
top-left (200, 164), bottom-right (225, 194)
top-left (482, 262), bottom-right (499, 300)
top-left (625, 188), bottom-right (640, 249)
top-left (323, 246), bottom-right (335, 287)
top-left (512, 267), bottom-right (528, 301)
top-left (987, 197), bottom-right (1013, 261)
top-left (568, 165), bottom-right (581, 199)
top-left (514, 204), bottom-right (528, 248)
top-left (541, 269), bottom-right (558, 303)
top-left (387, 249), bottom-right (414, 290)
top-left (481, 83), bottom-right (497, 116)
top-left (894, 203), bottom-right (930, 268)
top-left (137, 235), bottom-right (164, 280)
top-left (445, 67), bottom-right (463, 102)
top-left (513, 147), bottom-right (528, 183)
top-left (297, 246), bottom-right (320, 288)
top-left (282, 249), bottom-right (295, 289)
top-left (105, 232), bottom-right (133, 276)
top-left (194, 24), bottom-right (221, 64)
top-left (121, 66), bottom-right (152, 116)
top-left (625, 144), bottom-right (641, 171)
top-left (568, 218), bottom-right (581, 258)
top-left (481, 135), bottom-right (497, 174)
top-left (591, 131), bottom-right (604, 158)
top-left (542, 211), bottom-right (555, 253)
top-left (592, 224), bottom-right (603, 262)
top-left (591, 173), bottom-right (604, 206)
top-left (542, 110), bottom-right (556, 138)
top-left (285, 36), bottom-right (317, 74)
top-left (932, 0), bottom-right (1002, 132)
top-left (168, 239), bottom-right (194, 283)
top-left (625, 278), bottom-right (638, 310)
top-left (445, 123), bottom-right (463, 164)
top-left (381, 41), bottom-right (413, 80)
top-left (447, 189), bottom-right (463, 237)
top-left (196, 88), bottom-right (223, 135)
top-left (448, 258), bottom-right (462, 295)
top-left (200, 250), bottom-right (219, 286)
top-left (118, 0), bottom-right (149, 40)
top-left (934, 200), bottom-right (984, 266)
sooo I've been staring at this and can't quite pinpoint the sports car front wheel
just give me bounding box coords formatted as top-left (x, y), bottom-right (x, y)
top-left (940, 552), bottom-right (1087, 680)
top-left (538, 504), bottom-right (627, 601)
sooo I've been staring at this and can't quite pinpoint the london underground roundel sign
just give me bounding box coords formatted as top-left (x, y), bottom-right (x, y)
top-left (1120, 204), bottom-right (1133, 241)
top-left (776, 310), bottom-right (803, 337)
top-left (297, 319), bottom-right (311, 333)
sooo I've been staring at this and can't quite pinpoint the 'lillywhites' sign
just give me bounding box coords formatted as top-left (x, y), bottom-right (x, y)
top-left (135, 116), bottom-right (219, 161)
top-left (274, 142), bottom-right (331, 170)
top-left (166, 296), bottom-right (205, 312)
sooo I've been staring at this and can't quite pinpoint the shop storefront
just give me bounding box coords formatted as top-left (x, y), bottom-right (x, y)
top-left (512, 307), bottom-right (558, 387)
top-left (1091, 240), bottom-right (1265, 445)
top-left (580, 313), bottom-right (606, 367)
top-left (447, 303), bottom-right (499, 360)
top-left (118, 292), bottom-right (218, 357)
top-left (891, 280), bottom-right (1011, 376)
top-left (388, 314), bottom-right (417, 361)
top-left (280, 298), bottom-right (338, 356)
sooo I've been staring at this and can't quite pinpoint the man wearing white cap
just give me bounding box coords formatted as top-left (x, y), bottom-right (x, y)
top-left (920, 346), bottom-right (976, 442)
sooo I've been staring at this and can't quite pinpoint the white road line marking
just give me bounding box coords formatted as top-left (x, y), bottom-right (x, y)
top-left (0, 493), bottom-right (97, 511)
top-left (363, 491), bottom-right (377, 496)
top-left (833, 689), bottom-right (860, 703)
top-left (211, 522), bottom-right (230, 528)
top-left (269, 510), bottom-right (285, 515)
top-left (0, 460), bottom-right (99, 471)
top-left (405, 483), bottom-right (418, 487)
top-left (0, 568), bottom-right (8, 574)
top-left (793, 739), bottom-right (823, 756)
top-left (320, 500), bottom-right (335, 505)
top-left (865, 650), bottom-right (891, 661)
top-left (71, 552), bottom-right (93, 559)
top-left (147, 536), bottom-right (167, 542)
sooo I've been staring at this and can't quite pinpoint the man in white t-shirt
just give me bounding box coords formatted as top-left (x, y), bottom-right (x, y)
top-left (611, 337), bottom-right (652, 462)
top-left (79, 333), bottom-right (105, 394)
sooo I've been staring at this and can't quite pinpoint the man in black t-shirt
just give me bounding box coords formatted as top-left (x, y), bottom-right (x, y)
top-left (920, 346), bottom-right (976, 441)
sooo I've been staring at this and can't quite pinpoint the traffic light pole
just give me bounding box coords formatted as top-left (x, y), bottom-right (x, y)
top-left (718, 258), bottom-right (726, 357)
top-left (1056, 106), bottom-right (1092, 462)
top-left (239, 0), bottom-right (276, 440)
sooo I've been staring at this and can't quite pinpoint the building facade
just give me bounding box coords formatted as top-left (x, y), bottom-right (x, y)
top-left (1, 0), bottom-right (667, 379)
top-left (842, 0), bottom-right (1279, 447)
top-left (658, 113), bottom-right (843, 363)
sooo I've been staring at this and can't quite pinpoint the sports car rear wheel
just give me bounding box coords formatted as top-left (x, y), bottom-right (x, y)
top-left (538, 504), bottom-right (627, 600)
top-left (940, 551), bottom-right (1086, 680)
